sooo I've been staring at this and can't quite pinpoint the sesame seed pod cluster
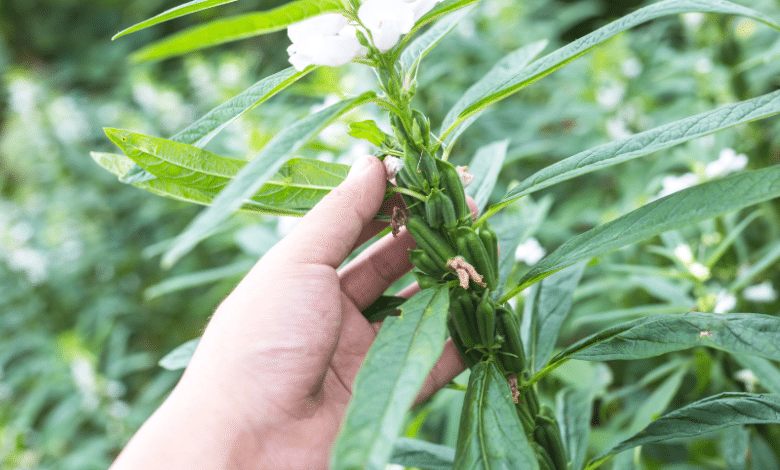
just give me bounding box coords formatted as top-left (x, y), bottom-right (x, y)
top-left (391, 110), bottom-right (570, 470)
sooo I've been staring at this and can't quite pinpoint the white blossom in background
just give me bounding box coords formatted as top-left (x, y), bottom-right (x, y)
top-left (621, 57), bottom-right (643, 78)
top-left (71, 357), bottom-right (99, 411)
top-left (743, 281), bottom-right (778, 303)
top-left (515, 238), bottom-right (545, 265)
top-left (596, 82), bottom-right (625, 110)
top-left (713, 290), bottom-right (737, 313)
top-left (359, 0), bottom-right (443, 51)
top-left (605, 117), bottom-right (632, 141)
top-left (287, 13), bottom-right (366, 71)
top-left (674, 244), bottom-right (694, 265)
top-left (688, 262), bottom-right (710, 281)
top-left (734, 369), bottom-right (758, 393)
top-left (695, 57), bottom-right (713, 74)
top-left (705, 148), bottom-right (748, 179)
top-left (656, 172), bottom-right (699, 199)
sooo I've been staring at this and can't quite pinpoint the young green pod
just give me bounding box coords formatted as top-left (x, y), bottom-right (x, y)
top-left (412, 109), bottom-right (431, 148)
top-left (535, 414), bottom-right (569, 470)
top-left (405, 216), bottom-right (457, 267)
top-left (478, 221), bottom-right (499, 282)
top-left (425, 189), bottom-right (444, 229)
top-left (439, 193), bottom-right (459, 230)
top-left (447, 315), bottom-right (479, 369)
top-left (436, 159), bottom-right (470, 221)
top-left (418, 149), bottom-right (439, 188)
top-left (449, 287), bottom-right (478, 349)
top-left (476, 290), bottom-right (496, 349)
top-left (454, 227), bottom-right (497, 291)
top-left (531, 442), bottom-right (556, 470)
top-left (496, 307), bottom-right (526, 374)
top-left (408, 249), bottom-right (444, 277)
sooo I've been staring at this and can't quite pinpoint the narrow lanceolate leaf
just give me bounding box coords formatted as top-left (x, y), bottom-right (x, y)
top-left (440, 40), bottom-right (548, 141)
top-left (556, 388), bottom-right (593, 470)
top-left (441, 0), bottom-right (780, 141)
top-left (722, 426), bottom-right (750, 470)
top-left (130, 0), bottom-right (345, 62)
top-left (389, 437), bottom-right (455, 470)
top-left (520, 262), bottom-right (586, 373)
top-left (453, 361), bottom-right (539, 470)
top-left (144, 259), bottom-right (254, 300)
top-left (490, 88), bottom-right (780, 215)
top-left (113, 0), bottom-right (237, 40)
top-left (330, 286), bottom-right (450, 470)
top-left (162, 93), bottom-right (373, 267)
top-left (588, 393), bottom-right (780, 467)
top-left (512, 165), bottom-right (780, 293)
top-left (399, 6), bottom-right (474, 72)
top-left (548, 312), bottom-right (780, 370)
top-left (412, 0), bottom-right (481, 33)
top-left (105, 128), bottom-right (244, 191)
top-left (159, 338), bottom-right (200, 370)
top-left (92, 151), bottom-right (344, 215)
top-left (465, 140), bottom-right (509, 214)
top-left (172, 66), bottom-right (312, 147)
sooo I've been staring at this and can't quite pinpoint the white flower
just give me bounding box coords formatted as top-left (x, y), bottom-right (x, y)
top-left (621, 57), bottom-right (643, 78)
top-left (743, 281), bottom-right (778, 303)
top-left (358, 0), bottom-right (443, 52)
top-left (656, 173), bottom-right (699, 199)
top-left (705, 148), bottom-right (748, 179)
top-left (515, 238), bottom-right (545, 265)
top-left (674, 244), bottom-right (694, 265)
top-left (713, 290), bottom-right (737, 313)
top-left (596, 82), bottom-right (625, 111)
top-left (287, 13), bottom-right (366, 71)
top-left (734, 369), bottom-right (758, 393)
top-left (689, 262), bottom-right (710, 281)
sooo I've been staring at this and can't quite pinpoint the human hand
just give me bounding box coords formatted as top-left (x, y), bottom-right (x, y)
top-left (110, 155), bottom-right (474, 470)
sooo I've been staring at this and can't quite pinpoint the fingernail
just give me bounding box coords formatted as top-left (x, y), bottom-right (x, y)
top-left (347, 155), bottom-right (373, 179)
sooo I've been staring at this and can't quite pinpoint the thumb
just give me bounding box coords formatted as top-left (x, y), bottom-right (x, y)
top-left (271, 155), bottom-right (387, 267)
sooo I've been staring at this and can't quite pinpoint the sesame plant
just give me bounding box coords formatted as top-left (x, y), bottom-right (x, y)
top-left (95, 0), bottom-right (780, 468)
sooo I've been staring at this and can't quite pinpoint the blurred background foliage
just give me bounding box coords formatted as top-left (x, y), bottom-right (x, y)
top-left (1, 0), bottom-right (779, 468)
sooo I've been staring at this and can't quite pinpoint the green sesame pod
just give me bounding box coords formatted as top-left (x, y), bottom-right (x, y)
top-left (455, 227), bottom-right (497, 291)
top-left (447, 315), bottom-right (479, 369)
top-left (425, 189), bottom-right (443, 229)
top-left (476, 290), bottom-right (496, 350)
top-left (408, 249), bottom-right (444, 277)
top-left (449, 287), bottom-right (478, 349)
top-left (515, 400), bottom-right (536, 436)
top-left (439, 193), bottom-right (459, 230)
top-left (522, 373), bottom-right (540, 417)
top-left (436, 159), bottom-right (469, 221)
top-left (418, 149), bottom-right (439, 188)
top-left (405, 216), bottom-right (456, 267)
top-left (531, 442), bottom-right (556, 470)
top-left (496, 307), bottom-right (526, 374)
top-left (478, 221), bottom-right (499, 283)
top-left (412, 109), bottom-right (431, 148)
top-left (536, 414), bottom-right (569, 470)
top-left (390, 113), bottom-right (409, 144)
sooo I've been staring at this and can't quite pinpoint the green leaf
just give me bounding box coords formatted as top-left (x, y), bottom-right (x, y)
top-left (172, 66), bottom-right (313, 147)
top-left (159, 338), bottom-right (200, 370)
top-left (330, 286), bottom-right (450, 470)
top-left (453, 361), bottom-right (539, 470)
top-left (465, 139), bottom-right (509, 214)
top-left (105, 128), bottom-right (245, 191)
top-left (413, 0), bottom-right (481, 31)
top-left (488, 89), bottom-right (780, 217)
top-left (90, 151), bottom-right (136, 177)
top-left (162, 93), bottom-right (372, 267)
top-left (389, 437), bottom-right (455, 470)
top-left (588, 393), bottom-right (780, 467)
top-left (441, 0), bottom-right (780, 141)
top-left (113, 0), bottom-right (237, 40)
top-left (130, 0), bottom-right (345, 63)
top-left (721, 426), bottom-right (750, 470)
top-left (520, 262), bottom-right (586, 373)
top-left (550, 312), bottom-right (780, 367)
top-left (627, 367), bottom-right (687, 433)
top-left (362, 295), bottom-right (406, 323)
top-left (729, 239), bottom-right (780, 292)
top-left (512, 165), bottom-right (780, 293)
top-left (144, 260), bottom-right (254, 300)
top-left (440, 40), bottom-right (548, 142)
top-left (399, 6), bottom-right (474, 72)
top-left (556, 387), bottom-right (593, 470)
top-left (348, 120), bottom-right (387, 147)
